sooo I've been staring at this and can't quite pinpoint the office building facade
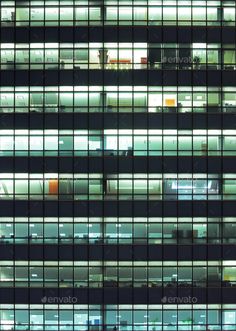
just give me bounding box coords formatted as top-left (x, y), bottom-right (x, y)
top-left (0, 1), bottom-right (236, 330)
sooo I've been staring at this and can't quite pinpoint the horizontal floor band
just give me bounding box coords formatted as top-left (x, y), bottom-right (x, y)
top-left (0, 287), bottom-right (235, 304)
top-left (0, 244), bottom-right (234, 261)
top-left (0, 156), bottom-right (235, 173)
top-left (0, 200), bottom-right (234, 217)
top-left (0, 113), bottom-right (236, 130)
top-left (0, 69), bottom-right (235, 86)
top-left (1, 26), bottom-right (236, 43)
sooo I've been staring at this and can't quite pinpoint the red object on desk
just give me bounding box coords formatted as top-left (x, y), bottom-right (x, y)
top-left (109, 59), bottom-right (131, 64)
top-left (49, 179), bottom-right (59, 195)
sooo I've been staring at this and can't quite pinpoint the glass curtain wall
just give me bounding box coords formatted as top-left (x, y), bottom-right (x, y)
top-left (0, 304), bottom-right (236, 331)
top-left (0, 42), bottom-right (235, 70)
top-left (0, 260), bottom-right (236, 288)
top-left (1, 1), bottom-right (235, 27)
top-left (0, 173), bottom-right (234, 200)
top-left (0, 217), bottom-right (234, 245)
top-left (0, 86), bottom-right (235, 113)
top-left (0, 129), bottom-right (235, 156)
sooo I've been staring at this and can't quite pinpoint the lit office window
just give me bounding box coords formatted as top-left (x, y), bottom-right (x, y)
top-left (0, 129), bottom-right (235, 156)
top-left (0, 173), bottom-right (234, 200)
top-left (0, 304), bottom-right (236, 330)
top-left (1, 42), bottom-right (235, 70)
top-left (0, 259), bottom-right (234, 288)
top-left (0, 86), bottom-right (235, 113)
top-left (1, 1), bottom-right (235, 27)
top-left (0, 216), bottom-right (234, 245)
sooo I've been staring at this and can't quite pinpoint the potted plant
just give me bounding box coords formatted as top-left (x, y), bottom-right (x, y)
top-left (150, 317), bottom-right (159, 330)
top-left (193, 56), bottom-right (201, 69)
top-left (182, 317), bottom-right (194, 330)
